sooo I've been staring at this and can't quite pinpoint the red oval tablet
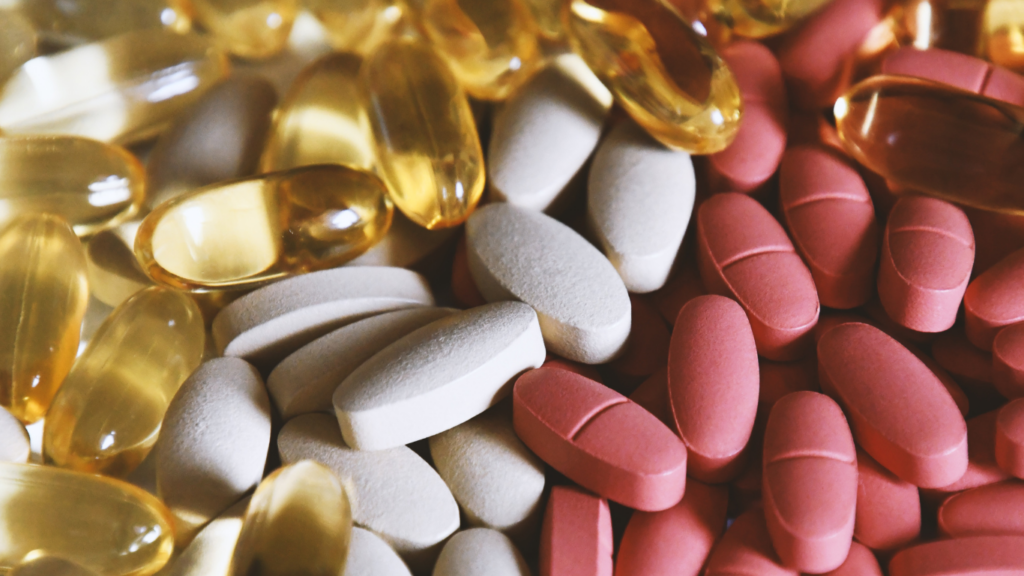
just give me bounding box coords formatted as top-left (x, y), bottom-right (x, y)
top-left (997, 399), bottom-right (1024, 480)
top-left (704, 507), bottom-right (799, 576)
top-left (881, 46), bottom-right (1024, 107)
top-left (925, 410), bottom-right (1011, 496)
top-left (964, 246), bottom-right (1024, 350)
top-left (993, 323), bottom-right (1024, 399)
top-left (938, 480), bottom-right (1024, 538)
top-left (854, 449), bottom-right (921, 551)
top-left (824, 542), bottom-right (883, 576)
top-left (888, 536), bottom-right (1024, 576)
top-left (610, 295), bottom-right (670, 379)
top-left (540, 486), bottom-right (613, 576)
top-left (513, 367), bottom-right (688, 511)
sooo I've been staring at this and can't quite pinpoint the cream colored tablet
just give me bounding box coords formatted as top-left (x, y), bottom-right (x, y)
top-left (277, 413), bottom-right (459, 572)
top-left (346, 211), bottom-right (458, 268)
top-left (158, 497), bottom-right (249, 576)
top-left (588, 120), bottom-right (696, 293)
top-left (0, 406), bottom-right (29, 463)
top-left (432, 529), bottom-right (530, 576)
top-left (333, 302), bottom-right (546, 450)
top-left (466, 204), bottom-right (631, 363)
top-left (268, 307), bottom-right (455, 419)
top-left (344, 528), bottom-right (413, 576)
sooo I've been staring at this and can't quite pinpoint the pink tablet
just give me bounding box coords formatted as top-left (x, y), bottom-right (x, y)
top-left (964, 246), bottom-right (1024, 350)
top-left (938, 480), bottom-right (1024, 537)
top-left (854, 449), bottom-right (921, 551)
top-left (997, 398), bottom-right (1024, 479)
top-left (823, 542), bottom-right (883, 576)
top-left (539, 486), bottom-right (613, 576)
top-left (924, 410), bottom-right (1011, 496)
top-left (881, 47), bottom-right (1024, 107)
top-left (888, 536), bottom-right (1024, 576)
top-left (704, 507), bottom-right (799, 576)
top-left (629, 369), bottom-right (674, 429)
top-left (993, 323), bottom-right (1024, 399)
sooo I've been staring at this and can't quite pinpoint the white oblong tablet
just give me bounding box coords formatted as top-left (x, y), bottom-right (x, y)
top-left (0, 406), bottom-right (29, 464)
top-left (587, 120), bottom-right (696, 293)
top-left (160, 496), bottom-right (248, 576)
top-left (344, 528), bottom-right (413, 576)
top-left (346, 211), bottom-right (458, 268)
top-left (333, 301), bottom-right (546, 450)
top-left (432, 528), bottom-right (530, 576)
top-left (466, 204), bottom-right (631, 363)
top-left (155, 358), bottom-right (271, 545)
top-left (268, 307), bottom-right (455, 419)
top-left (488, 53), bottom-right (612, 212)
top-left (278, 413), bottom-right (459, 573)
top-left (212, 267), bottom-right (434, 368)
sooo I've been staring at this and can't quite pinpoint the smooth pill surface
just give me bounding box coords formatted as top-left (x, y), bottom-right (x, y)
top-left (704, 507), bottom-right (799, 576)
top-left (432, 528), bottom-right (530, 576)
top-left (161, 498), bottom-right (247, 576)
top-left (0, 407), bottom-right (28, 463)
top-left (938, 480), bottom-right (1024, 537)
top-left (993, 323), bottom-right (1024, 398)
top-left (344, 528), bottom-right (412, 576)
top-left (854, 449), bottom-right (921, 550)
top-left (539, 486), bottom-right (613, 576)
top-left (997, 399), bottom-right (1024, 479)
top-left (23, 0), bottom-right (191, 43)
top-left (85, 226), bottom-right (152, 307)
top-left (964, 246), bottom-right (1024, 350)
top-left (190, 0), bottom-right (298, 59)
top-left (888, 536), bottom-right (1024, 576)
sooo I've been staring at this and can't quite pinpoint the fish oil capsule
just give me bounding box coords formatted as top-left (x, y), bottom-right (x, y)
top-left (135, 165), bottom-right (393, 291)
top-left (43, 286), bottom-right (205, 478)
top-left (230, 460), bottom-right (352, 576)
top-left (23, 0), bottom-right (191, 45)
top-left (981, 0), bottom-right (1024, 73)
top-left (307, 0), bottom-right (406, 55)
top-left (523, 0), bottom-right (564, 40)
top-left (0, 462), bottom-right (174, 575)
top-left (0, 215), bottom-right (89, 424)
top-left (190, 0), bottom-right (299, 59)
top-left (0, 30), bottom-right (229, 144)
top-left (10, 557), bottom-right (98, 576)
top-left (0, 10), bottom-right (37, 85)
top-left (363, 39), bottom-right (484, 229)
top-left (565, 0), bottom-right (742, 153)
top-left (705, 0), bottom-right (838, 38)
top-left (86, 227), bottom-right (153, 307)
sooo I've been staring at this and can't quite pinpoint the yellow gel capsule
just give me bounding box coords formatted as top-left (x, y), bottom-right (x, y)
top-left (135, 165), bottom-right (394, 291)
top-left (230, 460), bottom-right (352, 576)
top-left (524, 0), bottom-right (565, 40)
top-left (43, 286), bottom-right (205, 478)
top-left (0, 136), bottom-right (144, 236)
top-left (22, 0), bottom-right (191, 45)
top-left (86, 227), bottom-right (153, 307)
top-left (981, 0), bottom-right (1024, 73)
top-left (190, 0), bottom-right (299, 59)
top-left (0, 30), bottom-right (230, 145)
top-left (363, 40), bottom-right (484, 229)
top-left (10, 556), bottom-right (99, 576)
top-left (565, 0), bottom-right (742, 153)
top-left (703, 0), bottom-right (837, 38)
top-left (307, 0), bottom-right (407, 55)
top-left (0, 215), bottom-right (89, 424)
top-left (260, 52), bottom-right (375, 173)
top-left (0, 462), bottom-right (174, 575)
top-left (0, 10), bottom-right (37, 85)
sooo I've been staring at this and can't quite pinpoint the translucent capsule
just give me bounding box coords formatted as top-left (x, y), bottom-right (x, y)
top-left (363, 40), bottom-right (484, 229)
top-left (0, 215), bottom-right (89, 424)
top-left (10, 556), bottom-right (99, 576)
top-left (0, 462), bottom-right (174, 575)
top-left (307, 0), bottom-right (407, 55)
top-left (0, 10), bottom-right (37, 85)
top-left (86, 226), bottom-right (153, 307)
top-left (43, 286), bottom-right (205, 477)
top-left (703, 0), bottom-right (838, 38)
top-left (0, 136), bottom-right (144, 236)
top-left (230, 460), bottom-right (352, 576)
top-left (981, 0), bottom-right (1024, 73)
top-left (565, 0), bottom-right (742, 153)
top-left (22, 0), bottom-right (191, 45)
top-left (135, 165), bottom-right (393, 291)
top-left (189, 0), bottom-right (299, 59)
top-left (0, 30), bottom-right (230, 144)
top-left (524, 0), bottom-right (565, 40)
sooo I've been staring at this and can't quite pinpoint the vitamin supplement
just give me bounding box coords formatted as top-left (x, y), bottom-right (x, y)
top-left (862, 295), bottom-right (934, 346)
top-left (44, 286), bottom-right (205, 478)
top-left (997, 398), bottom-right (1024, 478)
top-left (9, 557), bottom-right (97, 576)
top-left (432, 529), bottom-right (530, 576)
top-left (0, 10), bottom-right (36, 85)
top-left (928, 410), bottom-right (1011, 495)
top-left (334, 302), bottom-right (545, 450)
top-left (346, 211), bottom-right (459, 268)
top-left (630, 369), bottom-right (674, 429)
top-left (565, 0), bottom-right (743, 153)
top-left (609, 295), bottom-right (670, 379)
top-left (0, 136), bottom-right (144, 236)
top-left (965, 246), bottom-right (1024, 350)
top-left (757, 357), bottom-right (820, 433)
top-left (994, 323), bottom-right (1024, 398)
top-left (135, 164), bottom-right (393, 292)
top-left (539, 486), bottom-right (613, 576)
top-left (704, 507), bottom-right (798, 576)
top-left (345, 528), bottom-right (412, 576)
top-left (466, 204), bottom-right (631, 364)
top-left (981, 0), bottom-right (1024, 73)
top-left (452, 236), bottom-right (486, 308)
top-left (0, 31), bottom-right (229, 144)
top-left (649, 253), bottom-right (706, 326)
top-left (363, 39), bottom-right (484, 230)
top-left (524, 0), bottom-right (562, 39)
top-left (23, 0), bottom-right (191, 44)
top-left (697, 192), bottom-right (820, 361)
top-left (513, 367), bottom-right (687, 511)
top-left (823, 542), bottom-right (882, 576)
top-left (543, 356), bottom-right (604, 384)
top-left (85, 227), bottom-right (153, 307)
top-left (190, 0), bottom-right (298, 59)
top-left (307, 0), bottom-right (405, 55)
top-left (161, 497), bottom-right (248, 576)
top-left (881, 46), bottom-right (1024, 107)
top-left (229, 460), bottom-right (352, 576)
top-left (0, 406), bottom-right (28, 464)
top-left (587, 120), bottom-right (696, 294)
top-left (938, 480), bottom-right (1024, 537)
top-left (668, 295), bottom-right (759, 483)
top-left (888, 536), bottom-right (1024, 576)
top-left (706, 0), bottom-right (837, 38)
top-left (0, 215), bottom-right (89, 424)
top-left (854, 449), bottom-right (921, 550)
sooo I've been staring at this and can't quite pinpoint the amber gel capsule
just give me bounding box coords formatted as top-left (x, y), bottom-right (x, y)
top-left (0, 216), bottom-right (89, 424)
top-left (136, 165), bottom-right (393, 291)
top-left (364, 40), bottom-right (484, 229)
top-left (190, 0), bottom-right (299, 59)
top-left (43, 286), bottom-right (204, 478)
top-left (230, 460), bottom-right (352, 576)
top-left (0, 10), bottom-right (37, 85)
top-left (307, 0), bottom-right (407, 55)
top-left (981, 0), bottom-right (1024, 73)
top-left (703, 0), bottom-right (837, 38)
top-left (565, 0), bottom-right (742, 153)
top-left (23, 0), bottom-right (191, 45)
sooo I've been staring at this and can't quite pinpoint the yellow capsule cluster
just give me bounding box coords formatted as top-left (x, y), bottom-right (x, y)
top-left (22, 0), bottom-right (192, 45)
top-left (190, 0), bottom-right (299, 59)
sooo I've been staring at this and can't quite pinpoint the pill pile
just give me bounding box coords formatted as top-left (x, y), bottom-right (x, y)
top-left (2, 0), bottom-right (1024, 574)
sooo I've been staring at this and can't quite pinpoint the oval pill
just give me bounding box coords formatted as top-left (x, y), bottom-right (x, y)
top-left (160, 498), bottom-right (247, 576)
top-left (854, 449), bottom-right (921, 551)
top-left (881, 46), bottom-right (1024, 107)
top-left (346, 212), bottom-right (459, 269)
top-left (938, 480), bottom-right (1024, 537)
top-left (930, 328), bottom-right (1000, 412)
top-left (609, 295), bottom-right (670, 379)
top-left (888, 536), bottom-right (1024, 576)
top-left (630, 369), bottom-right (673, 429)
top-left (432, 528), bottom-right (530, 576)
top-left (539, 486), bottom-right (613, 576)
top-left (86, 227), bottom-right (153, 307)
top-left (345, 528), bottom-right (412, 576)
top-left (997, 398), bottom-right (1024, 479)
top-left (0, 406), bottom-right (28, 463)
top-left (928, 410), bottom-right (1011, 495)
top-left (993, 323), bottom-right (1024, 399)
top-left (965, 246), bottom-right (1024, 350)
top-left (704, 507), bottom-right (799, 576)
top-left (823, 542), bottom-right (883, 576)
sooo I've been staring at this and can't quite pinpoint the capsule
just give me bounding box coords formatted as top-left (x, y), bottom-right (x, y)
top-left (0, 462), bottom-right (174, 575)
top-left (306, 0), bottom-right (407, 55)
top-left (43, 286), bottom-right (205, 478)
top-left (23, 0), bottom-right (191, 45)
top-left (363, 40), bottom-right (484, 229)
top-left (0, 10), bottom-right (37, 85)
top-left (981, 0), bottom-right (1024, 73)
top-left (0, 216), bottom-right (89, 424)
top-left (0, 30), bottom-right (229, 144)
top-left (564, 0), bottom-right (742, 153)
top-left (85, 225), bottom-right (153, 307)
top-left (135, 165), bottom-right (393, 291)
top-left (189, 0), bottom-right (298, 59)
top-left (524, 0), bottom-right (564, 40)
top-left (704, 0), bottom-right (838, 38)
top-left (229, 460), bottom-right (352, 576)
top-left (835, 75), bottom-right (1024, 214)
top-left (10, 556), bottom-right (99, 576)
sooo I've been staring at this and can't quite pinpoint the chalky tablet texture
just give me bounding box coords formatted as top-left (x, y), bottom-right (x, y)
top-left (432, 529), bottom-right (530, 576)
top-left (997, 399), bottom-right (1024, 479)
top-left (160, 497), bottom-right (248, 576)
top-left (0, 406), bottom-right (29, 463)
top-left (539, 486), bottom-right (613, 576)
top-left (888, 536), bottom-right (1024, 576)
top-left (993, 323), bottom-right (1024, 398)
top-left (964, 246), bottom-right (1024, 350)
top-left (704, 507), bottom-right (799, 576)
top-left (938, 480), bottom-right (1024, 537)
top-left (854, 449), bottom-right (921, 551)
top-left (344, 528), bottom-right (413, 576)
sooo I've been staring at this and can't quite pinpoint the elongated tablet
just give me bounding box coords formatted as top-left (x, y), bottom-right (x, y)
top-left (854, 449), bottom-right (921, 551)
top-left (156, 497), bottom-right (248, 576)
top-left (345, 528), bottom-right (412, 576)
top-left (704, 507), bottom-right (799, 576)
top-left (630, 369), bottom-right (673, 429)
top-left (433, 529), bottom-right (530, 576)
top-left (539, 486), bottom-right (613, 576)
top-left (997, 398), bottom-right (1024, 479)
top-left (964, 246), bottom-right (1024, 350)
top-left (823, 542), bottom-right (882, 576)
top-left (0, 407), bottom-right (28, 464)
top-left (993, 323), bottom-right (1024, 399)
top-left (888, 536), bottom-right (1024, 576)
top-left (938, 480), bottom-right (1024, 537)
top-left (928, 410), bottom-right (1011, 495)
top-left (882, 47), bottom-right (1024, 107)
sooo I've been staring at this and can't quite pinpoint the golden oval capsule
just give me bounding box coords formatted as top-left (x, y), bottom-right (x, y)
top-left (135, 165), bottom-right (393, 291)
top-left (23, 0), bottom-right (191, 45)
top-left (524, 0), bottom-right (565, 40)
top-left (0, 215), bottom-right (89, 425)
top-left (230, 460), bottom-right (352, 576)
top-left (307, 0), bottom-right (406, 55)
top-left (565, 0), bottom-right (743, 153)
top-left (705, 0), bottom-right (838, 39)
top-left (364, 39), bottom-right (484, 229)
top-left (43, 286), bottom-right (205, 477)
top-left (981, 0), bottom-right (1024, 73)
top-left (0, 30), bottom-right (230, 144)
top-left (0, 136), bottom-right (144, 236)
top-left (86, 226), bottom-right (153, 307)
top-left (189, 0), bottom-right (299, 59)
top-left (0, 10), bottom-right (37, 85)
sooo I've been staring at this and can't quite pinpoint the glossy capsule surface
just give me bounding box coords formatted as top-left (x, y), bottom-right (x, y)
top-left (190, 0), bottom-right (298, 59)
top-left (835, 75), bottom-right (1024, 214)
top-left (0, 462), bottom-right (174, 575)
top-left (230, 460), bottom-right (352, 576)
top-left (86, 226), bottom-right (153, 307)
top-left (0, 216), bottom-right (89, 424)
top-left (363, 40), bottom-right (484, 229)
top-left (524, 0), bottom-right (564, 39)
top-left (565, 0), bottom-right (742, 153)
top-left (0, 30), bottom-right (229, 144)
top-left (307, 0), bottom-right (406, 55)
top-left (981, 0), bottom-right (1024, 73)
top-left (43, 287), bottom-right (205, 478)
top-left (0, 10), bottom-right (37, 85)
top-left (705, 0), bottom-right (838, 38)
top-left (135, 165), bottom-right (393, 291)
top-left (23, 0), bottom-right (191, 44)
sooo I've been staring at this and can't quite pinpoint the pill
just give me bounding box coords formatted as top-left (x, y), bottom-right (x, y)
top-left (161, 497), bottom-right (248, 576)
top-left (155, 358), bottom-right (271, 545)
top-left (697, 192), bottom-right (820, 361)
top-left (587, 120), bottom-right (696, 293)
top-left (927, 410), bottom-right (1011, 495)
top-left (757, 357), bottom-right (820, 430)
top-left (433, 528), bottom-right (530, 576)
top-left (888, 535), bottom-right (1024, 576)
top-left (9, 557), bottom-right (97, 576)
top-left (997, 398), bottom-right (1024, 479)
top-left (452, 236), bottom-right (486, 309)
top-left (965, 246), bottom-right (1024, 350)
top-left (543, 356), bottom-right (604, 384)
top-left (85, 226), bottom-right (152, 307)
top-left (513, 367), bottom-right (687, 511)
top-left (648, 252), bottom-right (706, 326)
top-left (931, 328), bottom-right (1003, 413)
top-left (489, 54), bottom-right (610, 213)
top-left (522, 0), bottom-right (562, 39)
top-left (817, 322), bottom-right (968, 487)
top-left (881, 46), bottom-right (1024, 107)
top-left (0, 10), bottom-right (36, 86)
top-left (779, 144), bottom-right (879, 310)
top-left (711, 0), bottom-right (837, 37)
top-left (346, 211), bottom-right (459, 269)
top-left (630, 369), bottom-right (674, 429)
top-left (22, 0), bottom-right (190, 44)
top-left (854, 449), bottom-right (921, 551)
top-left (278, 414), bottom-right (459, 571)
top-left (190, 0), bottom-right (297, 59)
top-left (938, 480), bottom-right (1024, 537)
top-left (704, 507), bottom-right (799, 576)
top-left (862, 296), bottom-right (935, 346)
top-left (822, 542), bottom-right (883, 576)
top-left (306, 0), bottom-right (404, 55)
top-left (345, 527), bottom-right (413, 576)
top-left (539, 486), bottom-right (613, 576)
top-left (993, 324), bottom-right (1024, 398)
top-left (0, 406), bottom-right (28, 464)
top-left (609, 295), bottom-right (671, 379)
top-left (980, 0), bottom-right (1024, 74)
top-left (466, 203), bottom-right (631, 364)
top-left (614, 480), bottom-right (728, 576)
